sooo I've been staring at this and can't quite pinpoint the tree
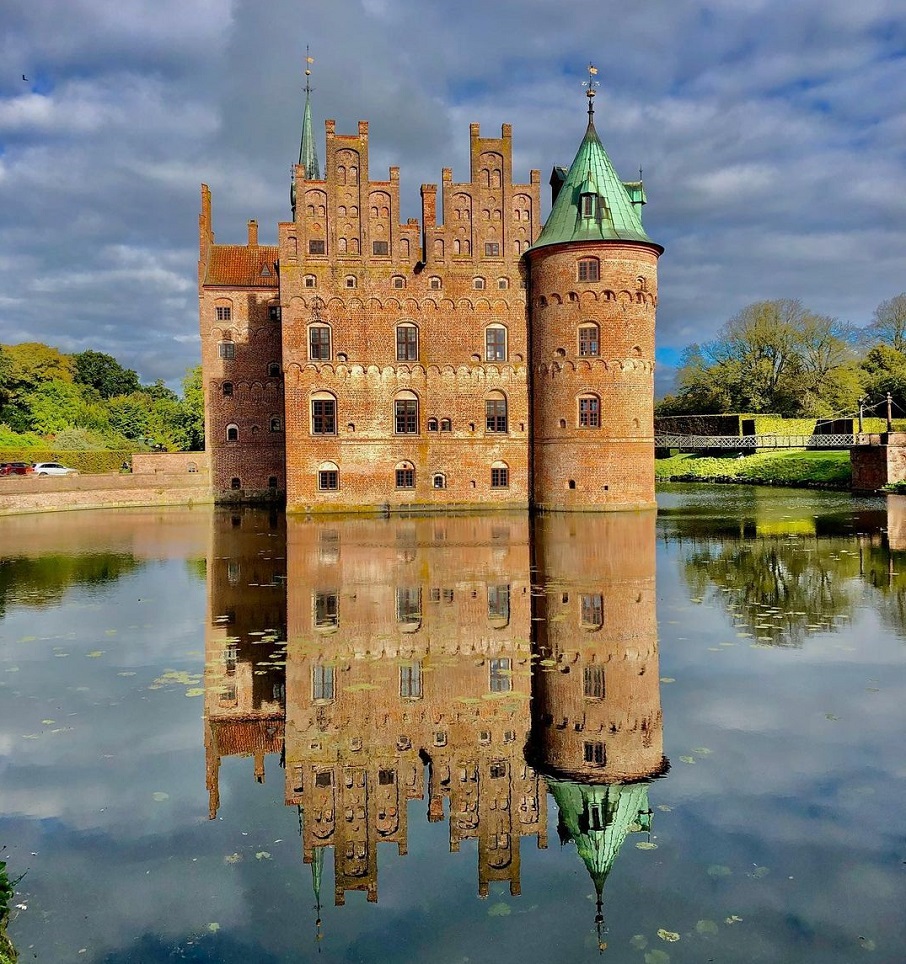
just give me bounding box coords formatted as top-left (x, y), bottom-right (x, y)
top-left (180, 365), bottom-right (205, 450)
top-left (73, 350), bottom-right (140, 399)
top-left (866, 293), bottom-right (906, 352)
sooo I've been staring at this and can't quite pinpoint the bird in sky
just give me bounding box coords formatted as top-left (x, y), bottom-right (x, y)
top-left (22, 74), bottom-right (29, 81)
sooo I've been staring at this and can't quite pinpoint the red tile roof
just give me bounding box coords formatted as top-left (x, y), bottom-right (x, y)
top-left (205, 245), bottom-right (279, 288)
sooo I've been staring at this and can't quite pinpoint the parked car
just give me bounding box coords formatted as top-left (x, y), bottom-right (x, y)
top-left (0, 462), bottom-right (35, 476)
top-left (32, 462), bottom-right (80, 476)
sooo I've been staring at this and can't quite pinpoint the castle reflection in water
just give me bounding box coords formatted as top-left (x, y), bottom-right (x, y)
top-left (203, 509), bottom-right (668, 924)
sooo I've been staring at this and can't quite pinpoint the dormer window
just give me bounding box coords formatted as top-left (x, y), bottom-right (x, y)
top-left (581, 193), bottom-right (597, 218)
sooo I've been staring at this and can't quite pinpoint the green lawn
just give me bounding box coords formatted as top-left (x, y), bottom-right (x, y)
top-left (655, 449), bottom-right (852, 488)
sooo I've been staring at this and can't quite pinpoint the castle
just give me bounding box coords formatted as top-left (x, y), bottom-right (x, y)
top-left (198, 69), bottom-right (662, 512)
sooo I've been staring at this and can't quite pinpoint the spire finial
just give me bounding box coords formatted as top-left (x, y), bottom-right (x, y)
top-left (304, 47), bottom-right (314, 97)
top-left (582, 63), bottom-right (600, 120)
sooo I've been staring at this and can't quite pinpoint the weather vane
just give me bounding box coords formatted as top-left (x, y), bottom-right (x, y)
top-left (304, 47), bottom-right (314, 96)
top-left (582, 63), bottom-right (600, 99)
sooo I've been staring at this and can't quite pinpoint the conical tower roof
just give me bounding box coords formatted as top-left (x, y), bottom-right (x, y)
top-left (298, 85), bottom-right (320, 180)
top-left (531, 104), bottom-right (659, 253)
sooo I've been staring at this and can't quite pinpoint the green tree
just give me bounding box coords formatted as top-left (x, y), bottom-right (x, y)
top-left (866, 293), bottom-right (906, 352)
top-left (73, 350), bottom-right (140, 399)
top-left (180, 365), bottom-right (205, 450)
top-left (861, 345), bottom-right (906, 412)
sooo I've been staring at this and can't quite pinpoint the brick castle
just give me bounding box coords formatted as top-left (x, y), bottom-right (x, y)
top-left (198, 70), bottom-right (662, 512)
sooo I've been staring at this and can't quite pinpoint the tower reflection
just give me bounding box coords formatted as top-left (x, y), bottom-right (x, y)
top-left (203, 509), bottom-right (667, 921)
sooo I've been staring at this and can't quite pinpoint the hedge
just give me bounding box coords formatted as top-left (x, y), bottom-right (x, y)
top-left (0, 449), bottom-right (133, 474)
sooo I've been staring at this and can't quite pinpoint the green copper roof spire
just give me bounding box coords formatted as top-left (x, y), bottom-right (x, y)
top-left (292, 49), bottom-right (320, 216)
top-left (530, 66), bottom-right (660, 252)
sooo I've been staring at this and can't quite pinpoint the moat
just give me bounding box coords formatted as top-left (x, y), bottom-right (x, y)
top-left (1, 486), bottom-right (904, 962)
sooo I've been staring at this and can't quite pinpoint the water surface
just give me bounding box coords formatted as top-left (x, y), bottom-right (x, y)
top-left (1, 489), bottom-right (904, 962)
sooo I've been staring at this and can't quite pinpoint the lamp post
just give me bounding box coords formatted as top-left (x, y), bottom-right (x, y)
top-left (887, 392), bottom-right (893, 433)
top-left (858, 397), bottom-right (864, 435)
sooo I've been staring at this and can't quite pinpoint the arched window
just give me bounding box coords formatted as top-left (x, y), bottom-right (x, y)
top-left (490, 461), bottom-right (509, 489)
top-left (344, 275), bottom-right (356, 288)
top-left (579, 394), bottom-right (601, 428)
top-left (429, 276), bottom-right (442, 289)
top-left (226, 424), bottom-right (239, 442)
top-left (577, 258), bottom-right (600, 282)
top-left (433, 473), bottom-right (446, 489)
top-left (308, 323), bottom-right (331, 360)
top-left (267, 361), bottom-right (281, 377)
top-left (230, 477), bottom-right (241, 489)
top-left (578, 323), bottom-right (600, 357)
top-left (427, 418), bottom-right (438, 432)
top-left (222, 382), bottom-right (233, 397)
top-left (214, 299), bottom-right (233, 322)
top-left (269, 416), bottom-right (282, 432)
top-left (473, 277), bottom-right (486, 290)
top-left (318, 460), bottom-right (339, 491)
top-left (440, 418), bottom-right (452, 432)
top-left (392, 276), bottom-right (406, 289)
top-left (396, 323), bottom-right (419, 361)
top-left (497, 277), bottom-right (509, 289)
top-left (485, 391), bottom-right (508, 433)
top-left (394, 391), bottom-right (419, 434)
top-left (311, 391), bottom-right (337, 435)
top-left (304, 274), bottom-right (317, 288)
top-left (395, 460), bottom-right (416, 489)
top-left (485, 324), bottom-right (507, 362)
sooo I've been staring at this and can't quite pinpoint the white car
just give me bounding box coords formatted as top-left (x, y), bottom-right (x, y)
top-left (33, 462), bottom-right (80, 476)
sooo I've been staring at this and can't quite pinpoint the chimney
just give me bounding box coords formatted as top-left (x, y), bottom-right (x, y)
top-left (247, 220), bottom-right (259, 246)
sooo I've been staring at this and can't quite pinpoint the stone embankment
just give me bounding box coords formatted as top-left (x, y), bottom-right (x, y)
top-left (0, 472), bottom-right (212, 516)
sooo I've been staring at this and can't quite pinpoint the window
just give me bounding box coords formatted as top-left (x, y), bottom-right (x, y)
top-left (218, 341), bottom-right (235, 360)
top-left (584, 665), bottom-right (605, 699)
top-left (579, 324), bottom-right (600, 357)
top-left (270, 416), bottom-right (282, 432)
top-left (379, 769), bottom-right (396, 785)
top-left (486, 393), bottom-right (508, 433)
top-left (578, 258), bottom-right (600, 282)
top-left (373, 240), bottom-right (389, 256)
top-left (312, 665), bottom-right (335, 702)
top-left (433, 473), bottom-right (446, 489)
top-left (497, 278), bottom-right (508, 289)
top-left (395, 463), bottom-right (415, 488)
top-left (215, 306), bottom-right (232, 321)
top-left (392, 276), bottom-right (406, 288)
top-left (304, 275), bottom-right (316, 288)
top-left (489, 657), bottom-right (512, 693)
top-left (579, 395), bottom-right (601, 428)
top-left (484, 242), bottom-right (500, 257)
top-left (427, 418), bottom-right (438, 432)
top-left (394, 395), bottom-right (419, 434)
top-left (311, 395), bottom-right (337, 435)
top-left (491, 463), bottom-right (509, 489)
top-left (396, 324), bottom-right (418, 361)
top-left (429, 276), bottom-right (442, 290)
top-left (400, 662), bottom-right (423, 699)
top-left (268, 305), bottom-right (281, 321)
top-left (490, 761), bottom-right (507, 779)
top-left (309, 239), bottom-right (326, 255)
top-left (440, 418), bottom-right (452, 432)
top-left (226, 424), bottom-right (239, 442)
top-left (581, 194), bottom-right (597, 218)
top-left (268, 362), bottom-right (281, 377)
top-left (315, 769), bottom-right (333, 788)
top-left (268, 476), bottom-right (278, 489)
top-left (473, 277), bottom-right (486, 290)
top-left (222, 382), bottom-right (233, 397)
top-left (230, 477), bottom-right (240, 490)
top-left (584, 742), bottom-right (606, 765)
top-left (344, 275), bottom-right (356, 288)
top-left (396, 588), bottom-right (422, 624)
top-left (318, 461), bottom-right (339, 490)
top-left (488, 585), bottom-right (510, 623)
top-left (581, 593), bottom-right (604, 628)
top-left (309, 325), bottom-right (331, 360)
top-left (314, 592), bottom-right (339, 629)
top-left (485, 325), bottom-right (507, 362)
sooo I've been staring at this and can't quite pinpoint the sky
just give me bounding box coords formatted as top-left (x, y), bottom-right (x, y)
top-left (1, 0), bottom-right (904, 395)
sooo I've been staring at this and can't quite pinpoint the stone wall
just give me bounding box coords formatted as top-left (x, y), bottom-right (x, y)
top-left (132, 452), bottom-right (210, 475)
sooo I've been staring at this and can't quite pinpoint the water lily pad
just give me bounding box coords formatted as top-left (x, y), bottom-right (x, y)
top-left (679, 756), bottom-right (696, 765)
top-left (87, 651), bottom-right (105, 658)
top-left (695, 919), bottom-right (719, 937)
top-left (185, 688), bottom-right (204, 697)
top-left (657, 929), bottom-right (680, 943)
top-left (255, 851), bottom-right (271, 860)
top-left (636, 841), bottom-right (658, 850)
top-left (630, 934), bottom-right (648, 950)
top-left (644, 950), bottom-right (670, 964)
top-left (487, 902), bottom-right (511, 917)
top-left (208, 923), bottom-right (220, 933)
top-left (224, 853), bottom-right (242, 864)
top-left (153, 792), bottom-right (170, 802)
top-left (748, 865), bottom-right (770, 878)
top-left (707, 865), bottom-right (732, 877)
top-left (725, 915), bottom-right (743, 925)
top-left (692, 747), bottom-right (712, 755)
top-left (659, 677), bottom-right (675, 683)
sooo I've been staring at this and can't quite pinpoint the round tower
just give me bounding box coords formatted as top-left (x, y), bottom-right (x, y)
top-left (527, 76), bottom-right (663, 511)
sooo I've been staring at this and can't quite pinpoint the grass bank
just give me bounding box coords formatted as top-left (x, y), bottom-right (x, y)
top-left (655, 450), bottom-right (852, 489)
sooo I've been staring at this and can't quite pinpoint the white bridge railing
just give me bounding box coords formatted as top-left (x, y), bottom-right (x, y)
top-left (654, 433), bottom-right (857, 450)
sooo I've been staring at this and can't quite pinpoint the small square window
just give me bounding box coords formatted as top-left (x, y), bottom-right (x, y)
top-left (215, 306), bottom-right (232, 321)
top-left (577, 258), bottom-right (600, 282)
top-left (309, 239), bottom-right (326, 255)
top-left (491, 466), bottom-right (509, 488)
top-left (315, 769), bottom-right (333, 787)
top-left (314, 592), bottom-right (339, 628)
top-left (304, 275), bottom-right (316, 288)
top-left (268, 305), bottom-right (281, 321)
top-left (392, 276), bottom-right (405, 288)
top-left (429, 277), bottom-right (442, 290)
top-left (497, 278), bottom-right (508, 289)
top-left (318, 469), bottom-right (338, 490)
top-left (373, 240), bottom-right (389, 256)
top-left (484, 242), bottom-right (500, 257)
top-left (270, 417), bottom-right (282, 432)
top-left (581, 593), bottom-right (604, 627)
top-left (473, 277), bottom-right (485, 290)
top-left (218, 341), bottom-right (235, 360)
top-left (345, 276), bottom-right (356, 288)
top-left (222, 382), bottom-right (233, 397)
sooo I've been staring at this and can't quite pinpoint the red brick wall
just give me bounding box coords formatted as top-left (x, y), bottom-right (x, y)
top-left (527, 241), bottom-right (660, 511)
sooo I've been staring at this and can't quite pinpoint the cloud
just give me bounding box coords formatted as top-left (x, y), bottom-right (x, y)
top-left (0, 0), bottom-right (903, 384)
